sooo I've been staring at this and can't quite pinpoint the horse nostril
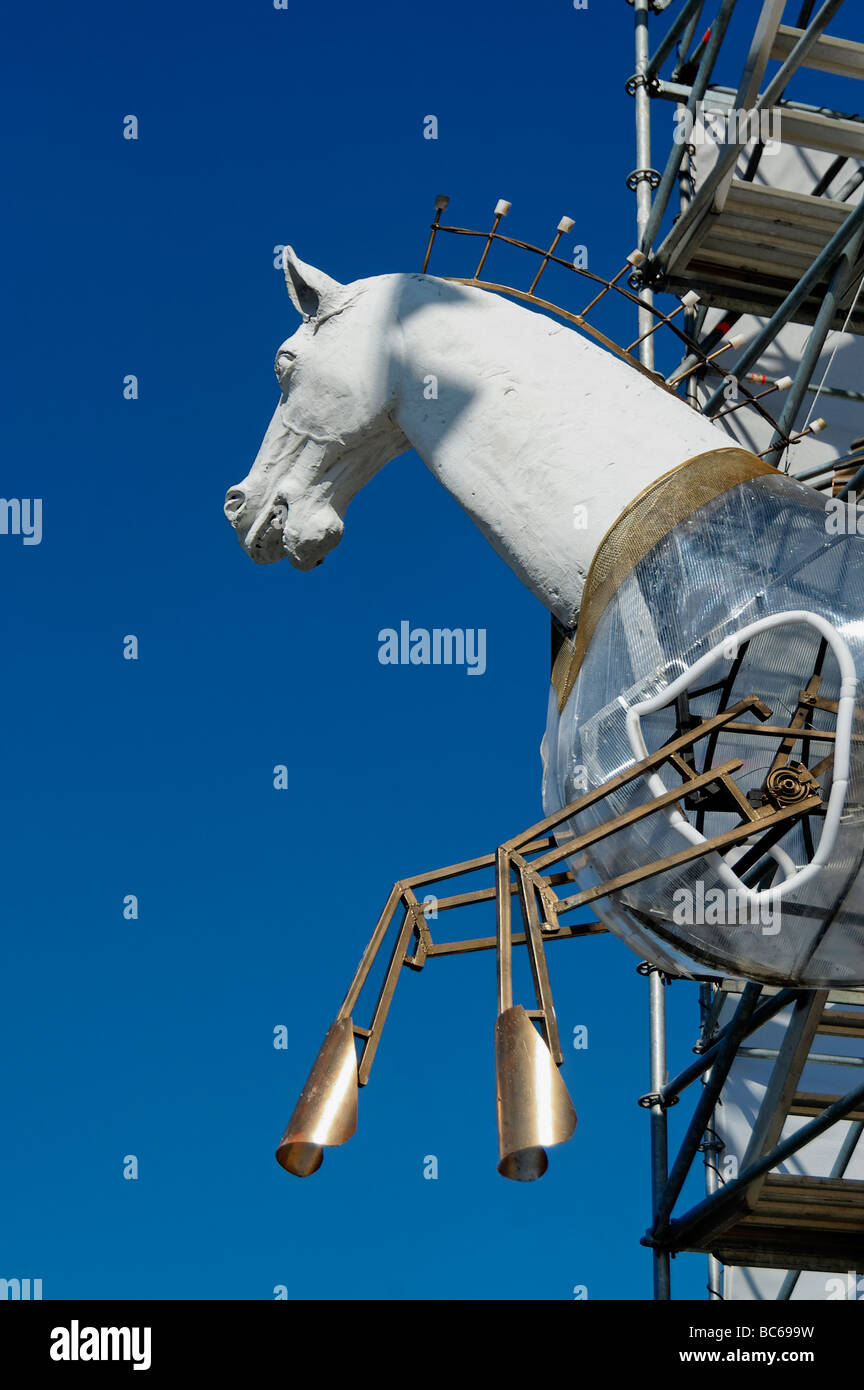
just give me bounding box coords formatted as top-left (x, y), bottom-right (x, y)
top-left (224, 487), bottom-right (246, 521)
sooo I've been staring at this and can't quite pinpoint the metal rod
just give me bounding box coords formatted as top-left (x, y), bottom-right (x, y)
top-left (793, 447), bottom-right (864, 482)
top-left (527, 224), bottom-right (568, 296)
top-left (648, 967), bottom-right (671, 1300)
top-left (837, 458), bottom-right (864, 500)
top-left (811, 153), bottom-right (848, 198)
top-left (475, 204), bottom-right (510, 280)
top-left (748, 377), bottom-right (864, 403)
top-left (627, 293), bottom-right (693, 353)
top-left (422, 920), bottom-right (604, 958)
top-left (835, 164), bottom-right (864, 203)
top-left (421, 197), bottom-right (449, 275)
top-left (699, 986), bottom-right (725, 1300)
top-left (697, 985), bottom-right (729, 1052)
top-left (514, 858), bottom-right (563, 1063)
top-left (578, 262), bottom-right (630, 318)
top-left (651, 984), bottom-right (763, 1238)
top-left (633, 0), bottom-right (657, 368)
top-left (678, 0), bottom-right (707, 71)
top-left (356, 907), bottom-right (418, 1084)
top-left (703, 1116), bottom-right (724, 1299)
top-left (668, 337), bottom-right (743, 386)
top-left (738, 1048), bottom-right (864, 1067)
top-left (714, 381), bottom-right (783, 420)
top-left (830, 1119), bottom-right (864, 1176)
top-left (496, 848), bottom-right (513, 1015)
top-left (338, 883), bottom-right (404, 1018)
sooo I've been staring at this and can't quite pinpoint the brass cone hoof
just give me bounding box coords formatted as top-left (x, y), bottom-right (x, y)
top-left (495, 1005), bottom-right (577, 1182)
top-left (275, 1018), bottom-right (358, 1177)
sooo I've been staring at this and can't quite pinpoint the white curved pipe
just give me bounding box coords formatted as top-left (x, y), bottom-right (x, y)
top-left (622, 611), bottom-right (857, 908)
top-left (726, 841), bottom-right (797, 882)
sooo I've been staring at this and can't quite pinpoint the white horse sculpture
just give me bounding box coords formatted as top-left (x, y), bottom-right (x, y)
top-left (225, 249), bottom-right (724, 622)
top-left (226, 249), bottom-right (864, 990)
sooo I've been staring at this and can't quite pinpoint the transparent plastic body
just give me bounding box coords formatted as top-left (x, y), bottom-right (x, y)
top-left (542, 473), bottom-right (864, 986)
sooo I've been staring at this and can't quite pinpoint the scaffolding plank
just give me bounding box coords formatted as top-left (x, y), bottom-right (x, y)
top-left (703, 209), bottom-right (837, 253)
top-left (672, 183), bottom-right (847, 276)
top-left (770, 25), bottom-right (864, 82)
top-left (710, 1233), bottom-right (864, 1272)
top-left (751, 1176), bottom-right (864, 1213)
top-left (777, 107), bottom-right (864, 158)
top-left (817, 1008), bottom-right (864, 1038)
top-left (696, 238), bottom-right (829, 279)
top-left (790, 1091), bottom-right (864, 1122)
top-left (721, 981), bottom-right (864, 1007)
top-left (715, 182), bottom-right (847, 236)
top-left (657, 180), bottom-right (864, 331)
top-left (680, 1177), bottom-right (864, 1271)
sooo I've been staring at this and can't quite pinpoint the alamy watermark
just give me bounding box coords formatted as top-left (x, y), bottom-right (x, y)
top-left (672, 882), bottom-right (781, 935)
top-left (826, 493), bottom-right (864, 534)
top-left (673, 102), bottom-right (781, 154)
top-left (50, 1322), bottom-right (151, 1371)
top-left (378, 621), bottom-right (486, 675)
top-left (825, 1271), bottom-right (864, 1300)
top-left (0, 498), bottom-right (42, 545)
top-left (0, 1277), bottom-right (42, 1300)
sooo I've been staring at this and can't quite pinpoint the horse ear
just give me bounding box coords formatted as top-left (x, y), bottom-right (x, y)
top-left (282, 247), bottom-right (344, 319)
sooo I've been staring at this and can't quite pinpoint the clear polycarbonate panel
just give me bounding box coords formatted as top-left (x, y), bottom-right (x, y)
top-left (541, 472), bottom-right (864, 986)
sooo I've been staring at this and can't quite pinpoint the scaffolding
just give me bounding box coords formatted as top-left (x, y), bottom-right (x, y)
top-left (630, 0), bottom-right (864, 1300)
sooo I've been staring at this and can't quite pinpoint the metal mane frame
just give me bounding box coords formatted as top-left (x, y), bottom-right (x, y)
top-left (418, 196), bottom-right (824, 455)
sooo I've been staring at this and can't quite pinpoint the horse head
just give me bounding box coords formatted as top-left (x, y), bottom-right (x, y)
top-left (224, 249), bottom-right (409, 568)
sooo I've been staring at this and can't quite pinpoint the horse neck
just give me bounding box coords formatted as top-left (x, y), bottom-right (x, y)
top-left (392, 277), bottom-right (727, 627)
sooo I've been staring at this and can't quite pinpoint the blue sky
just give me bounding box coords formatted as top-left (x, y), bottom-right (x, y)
top-left (3, 0), bottom-right (842, 1302)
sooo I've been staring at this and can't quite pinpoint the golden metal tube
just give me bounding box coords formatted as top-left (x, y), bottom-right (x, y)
top-left (495, 848), bottom-right (513, 1015)
top-left (527, 218), bottom-right (572, 296)
top-left (421, 195), bottom-right (450, 274)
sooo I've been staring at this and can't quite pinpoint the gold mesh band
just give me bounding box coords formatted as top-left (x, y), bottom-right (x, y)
top-left (551, 447), bottom-right (779, 712)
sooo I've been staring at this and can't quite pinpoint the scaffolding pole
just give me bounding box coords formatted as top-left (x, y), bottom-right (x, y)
top-left (633, 0), bottom-right (656, 370)
top-left (647, 965), bottom-right (671, 1299)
